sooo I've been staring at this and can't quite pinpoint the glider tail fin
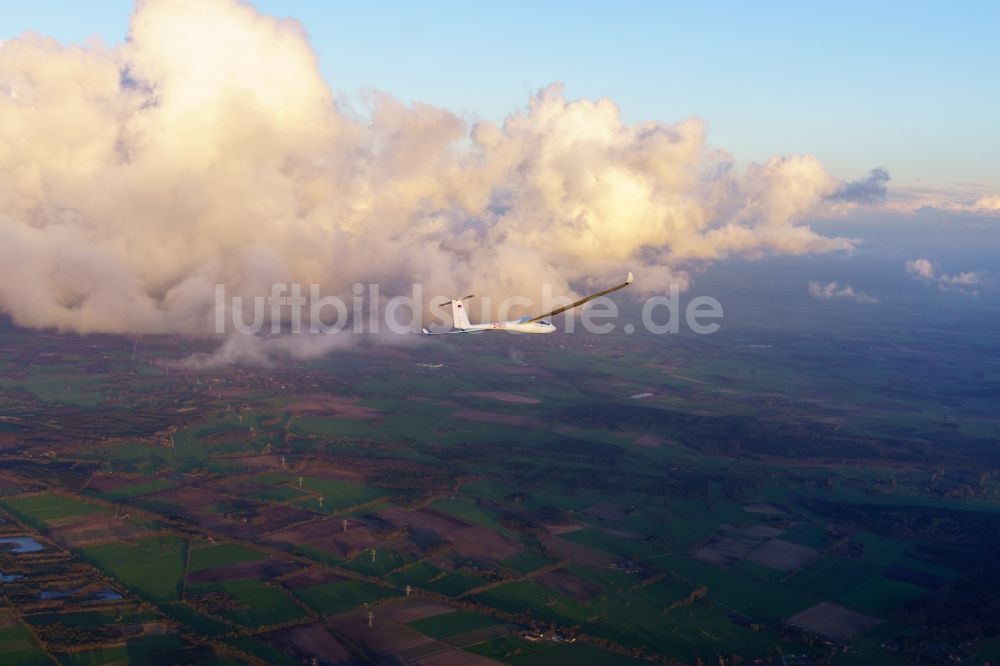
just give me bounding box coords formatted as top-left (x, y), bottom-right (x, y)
top-left (432, 294), bottom-right (475, 330)
top-left (451, 298), bottom-right (472, 330)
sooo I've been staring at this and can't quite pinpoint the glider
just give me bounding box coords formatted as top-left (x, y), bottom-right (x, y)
top-left (422, 273), bottom-right (633, 335)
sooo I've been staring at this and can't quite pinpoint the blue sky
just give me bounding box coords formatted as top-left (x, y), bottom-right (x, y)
top-left (3, 0), bottom-right (998, 191)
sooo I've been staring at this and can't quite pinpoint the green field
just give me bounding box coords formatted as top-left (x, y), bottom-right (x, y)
top-left (224, 636), bottom-right (300, 666)
top-left (1, 493), bottom-right (110, 527)
top-left (408, 610), bottom-right (502, 639)
top-left (0, 625), bottom-right (50, 666)
top-left (835, 575), bottom-right (928, 617)
top-left (188, 542), bottom-right (267, 574)
top-left (293, 579), bottom-right (400, 615)
top-left (711, 577), bottom-right (817, 623)
top-left (389, 560), bottom-right (442, 587)
top-left (246, 485), bottom-right (308, 502)
top-left (645, 597), bottom-right (789, 658)
top-left (786, 556), bottom-right (882, 599)
top-left (157, 602), bottom-right (236, 636)
top-left (81, 536), bottom-right (187, 601)
top-left (473, 581), bottom-right (592, 625)
top-left (780, 523), bottom-right (830, 548)
top-left (252, 471), bottom-right (296, 486)
top-left (56, 635), bottom-right (192, 666)
top-left (464, 635), bottom-right (556, 663)
top-left (296, 543), bottom-right (346, 567)
top-left (731, 558), bottom-right (788, 583)
top-left (424, 571), bottom-right (489, 597)
top-left (466, 635), bottom-right (649, 665)
top-left (295, 477), bottom-right (389, 512)
top-left (559, 527), bottom-right (662, 559)
top-left (343, 546), bottom-right (409, 576)
top-left (195, 579), bottom-right (307, 628)
top-left (26, 609), bottom-right (157, 629)
top-left (659, 554), bottom-right (819, 623)
top-left (103, 443), bottom-right (181, 475)
top-left (501, 550), bottom-right (560, 574)
top-left (0, 373), bottom-right (103, 407)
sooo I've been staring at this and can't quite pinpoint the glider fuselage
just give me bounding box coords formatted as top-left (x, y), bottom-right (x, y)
top-left (462, 318), bottom-right (556, 334)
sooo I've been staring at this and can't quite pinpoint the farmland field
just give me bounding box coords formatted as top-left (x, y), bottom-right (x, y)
top-left (81, 537), bottom-right (187, 601)
top-left (0, 625), bottom-right (50, 666)
top-left (295, 477), bottom-right (389, 512)
top-left (188, 542), bottom-right (268, 573)
top-left (190, 579), bottom-right (307, 628)
top-left (56, 635), bottom-right (192, 666)
top-left (1, 243), bottom-right (999, 664)
top-left (294, 579), bottom-right (400, 615)
top-left (1, 493), bottom-right (110, 527)
top-left (466, 636), bottom-right (649, 665)
top-left (88, 479), bottom-right (174, 501)
top-left (501, 550), bottom-right (559, 574)
top-left (408, 610), bottom-right (502, 639)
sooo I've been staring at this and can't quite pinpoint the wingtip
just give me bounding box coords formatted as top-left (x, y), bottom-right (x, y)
top-left (421, 328), bottom-right (430, 335)
top-left (626, 271), bottom-right (634, 285)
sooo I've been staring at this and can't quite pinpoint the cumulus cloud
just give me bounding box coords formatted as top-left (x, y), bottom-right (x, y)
top-left (830, 167), bottom-right (889, 206)
top-left (886, 186), bottom-right (1000, 214)
top-left (905, 258), bottom-right (985, 292)
top-left (0, 0), bottom-right (858, 346)
top-left (941, 195), bottom-right (1000, 214)
top-left (905, 258), bottom-right (936, 280)
top-left (807, 281), bottom-right (878, 303)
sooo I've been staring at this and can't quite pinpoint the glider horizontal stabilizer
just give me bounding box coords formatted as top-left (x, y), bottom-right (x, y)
top-left (421, 328), bottom-right (482, 335)
top-left (434, 294), bottom-right (475, 307)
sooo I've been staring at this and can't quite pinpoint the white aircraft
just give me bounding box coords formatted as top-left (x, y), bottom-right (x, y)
top-left (422, 273), bottom-right (633, 335)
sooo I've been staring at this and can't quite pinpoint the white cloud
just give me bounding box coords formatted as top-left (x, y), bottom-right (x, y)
top-left (905, 258), bottom-right (936, 280)
top-left (886, 186), bottom-right (1000, 215)
top-left (0, 0), bottom-right (857, 340)
top-left (906, 258), bottom-right (985, 292)
top-left (808, 281), bottom-right (878, 303)
top-left (964, 195), bottom-right (1000, 213)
